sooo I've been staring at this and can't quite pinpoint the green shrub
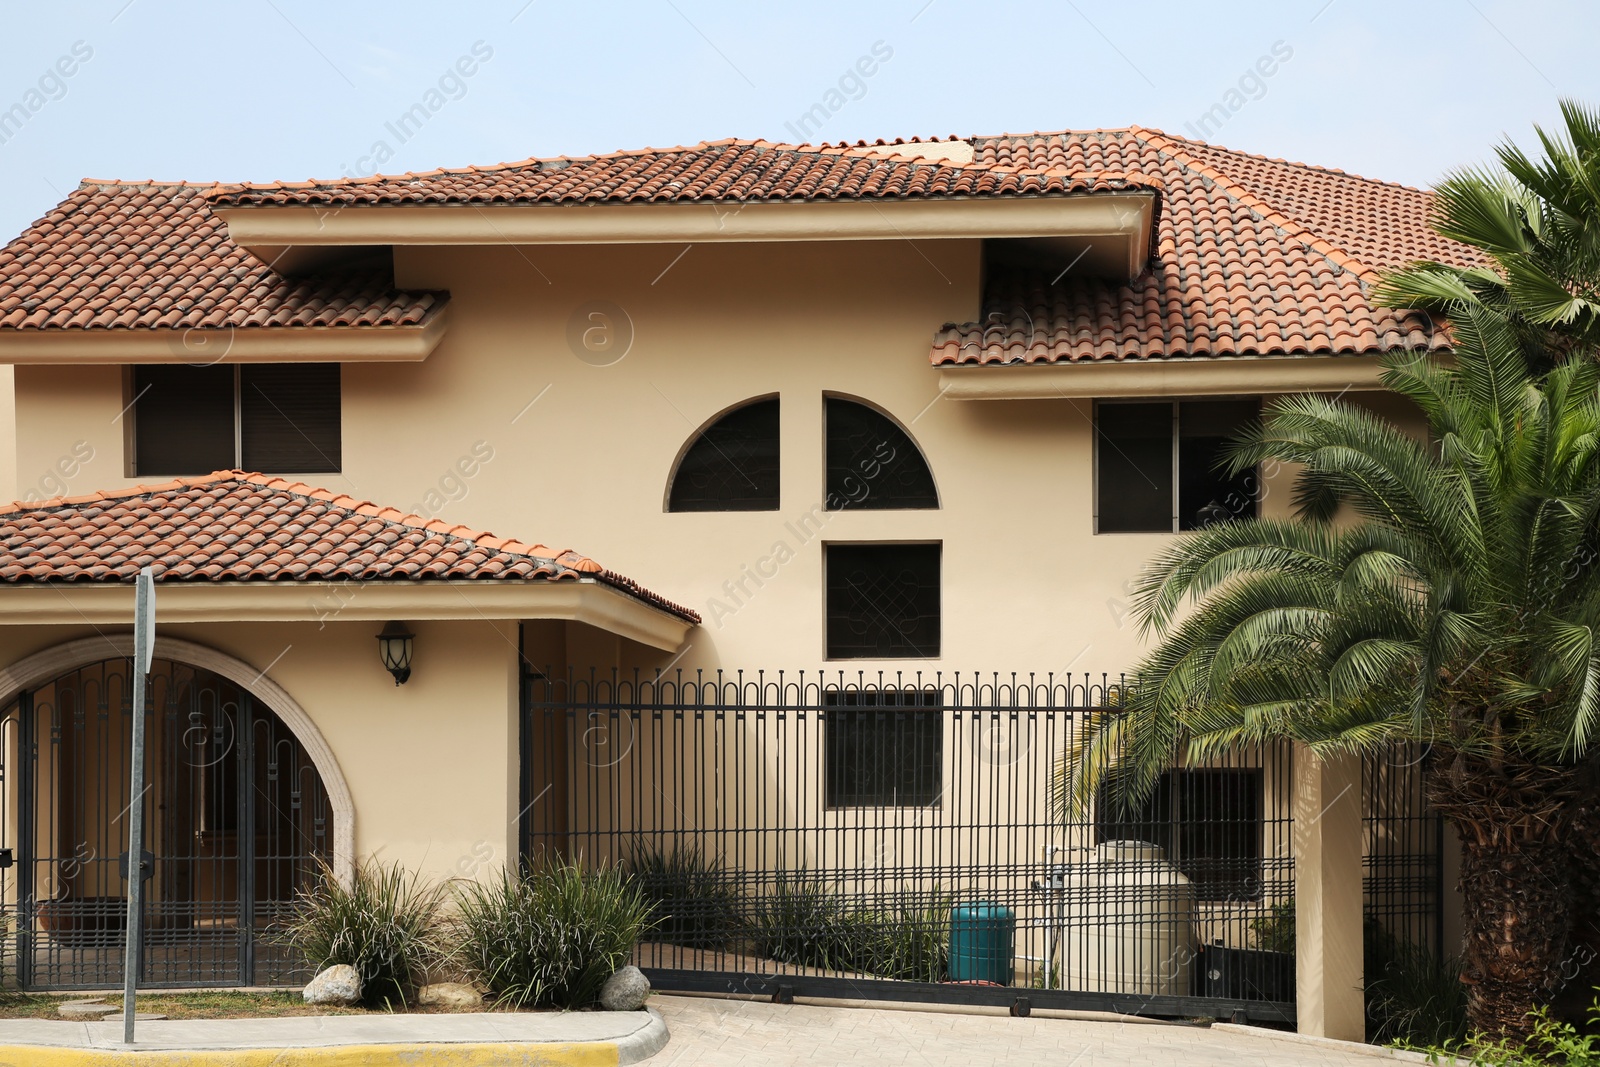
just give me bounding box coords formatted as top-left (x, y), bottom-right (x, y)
top-left (753, 874), bottom-right (950, 981)
top-left (752, 872), bottom-right (861, 971)
top-left (275, 857), bottom-right (449, 1006)
top-left (454, 861), bottom-right (654, 1009)
top-left (1368, 940), bottom-right (1468, 1047)
top-left (1420, 993), bottom-right (1600, 1065)
top-left (1250, 899), bottom-right (1295, 954)
top-left (624, 843), bottom-right (744, 949)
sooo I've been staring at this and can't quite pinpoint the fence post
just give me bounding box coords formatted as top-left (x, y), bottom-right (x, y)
top-left (1292, 744), bottom-right (1364, 1040)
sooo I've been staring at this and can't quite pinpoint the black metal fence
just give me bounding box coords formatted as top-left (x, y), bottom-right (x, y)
top-left (520, 668), bottom-right (1301, 1021)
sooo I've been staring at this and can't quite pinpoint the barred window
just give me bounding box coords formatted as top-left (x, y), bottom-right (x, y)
top-left (825, 687), bottom-right (942, 807)
top-left (825, 543), bottom-right (941, 659)
top-left (824, 398), bottom-right (938, 510)
top-left (667, 398), bottom-right (780, 511)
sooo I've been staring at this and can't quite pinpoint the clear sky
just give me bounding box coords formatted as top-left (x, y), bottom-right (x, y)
top-left (2, 0), bottom-right (1598, 242)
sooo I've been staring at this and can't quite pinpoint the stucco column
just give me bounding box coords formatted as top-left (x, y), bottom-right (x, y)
top-left (1293, 744), bottom-right (1365, 1040)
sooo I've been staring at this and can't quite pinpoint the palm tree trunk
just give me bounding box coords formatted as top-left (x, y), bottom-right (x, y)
top-left (1426, 754), bottom-right (1577, 1040)
top-left (1554, 758), bottom-right (1600, 1028)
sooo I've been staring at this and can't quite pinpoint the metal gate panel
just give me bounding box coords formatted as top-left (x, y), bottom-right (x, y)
top-left (3, 657), bottom-right (329, 990)
top-left (520, 668), bottom-right (1305, 1022)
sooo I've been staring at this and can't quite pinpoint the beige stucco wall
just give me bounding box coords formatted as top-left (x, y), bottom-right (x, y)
top-left (0, 619), bottom-right (521, 885)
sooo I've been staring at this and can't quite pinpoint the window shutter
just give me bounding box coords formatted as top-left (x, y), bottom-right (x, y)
top-left (240, 364), bottom-right (341, 474)
top-left (132, 365), bottom-right (235, 475)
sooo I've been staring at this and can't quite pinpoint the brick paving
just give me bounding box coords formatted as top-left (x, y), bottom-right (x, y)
top-left (649, 995), bottom-right (1412, 1067)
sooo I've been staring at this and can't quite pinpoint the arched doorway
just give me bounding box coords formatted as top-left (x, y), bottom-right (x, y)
top-left (3, 657), bottom-right (331, 989)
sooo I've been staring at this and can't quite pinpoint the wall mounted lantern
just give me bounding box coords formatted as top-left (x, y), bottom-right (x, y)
top-left (377, 622), bottom-right (414, 686)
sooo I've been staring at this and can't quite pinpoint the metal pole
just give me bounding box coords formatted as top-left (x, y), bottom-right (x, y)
top-left (122, 568), bottom-right (154, 1044)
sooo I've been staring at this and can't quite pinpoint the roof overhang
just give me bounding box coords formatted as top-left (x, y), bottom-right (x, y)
top-left (934, 354), bottom-right (1393, 399)
top-left (0, 308), bottom-right (449, 365)
top-left (215, 193), bottom-right (1159, 282)
top-left (0, 577), bottom-right (694, 651)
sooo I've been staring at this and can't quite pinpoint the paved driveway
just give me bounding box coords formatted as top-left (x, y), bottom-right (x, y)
top-left (648, 995), bottom-right (1416, 1067)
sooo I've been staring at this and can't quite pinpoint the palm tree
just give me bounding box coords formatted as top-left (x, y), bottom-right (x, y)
top-left (1374, 98), bottom-right (1600, 364)
top-left (1056, 304), bottom-right (1600, 1038)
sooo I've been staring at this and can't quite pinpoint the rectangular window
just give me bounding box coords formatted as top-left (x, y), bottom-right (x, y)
top-left (131, 364), bottom-right (341, 476)
top-left (825, 543), bottom-right (941, 659)
top-left (1095, 769), bottom-right (1263, 901)
top-left (1095, 399), bottom-right (1259, 532)
top-left (825, 687), bottom-right (942, 807)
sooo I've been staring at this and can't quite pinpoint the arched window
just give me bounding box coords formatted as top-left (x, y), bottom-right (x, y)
top-left (667, 397), bottom-right (780, 512)
top-left (825, 397), bottom-right (939, 510)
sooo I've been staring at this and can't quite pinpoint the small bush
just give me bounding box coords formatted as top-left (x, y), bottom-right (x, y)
top-left (753, 874), bottom-right (950, 981)
top-left (454, 862), bottom-right (654, 1009)
top-left (624, 844), bottom-right (744, 949)
top-left (275, 857), bottom-right (449, 1006)
top-left (1421, 994), bottom-right (1600, 1065)
top-left (1368, 940), bottom-right (1468, 1048)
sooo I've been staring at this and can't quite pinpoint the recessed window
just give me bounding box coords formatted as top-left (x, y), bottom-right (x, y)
top-left (825, 687), bottom-right (942, 807)
top-left (667, 398), bottom-right (780, 512)
top-left (1095, 769), bottom-right (1263, 901)
top-left (825, 543), bottom-right (940, 659)
top-left (131, 364), bottom-right (341, 476)
top-left (824, 398), bottom-right (938, 510)
top-left (1096, 400), bottom-right (1259, 532)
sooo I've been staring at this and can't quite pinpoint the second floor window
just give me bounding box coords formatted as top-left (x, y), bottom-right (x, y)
top-left (1095, 399), bottom-right (1260, 533)
top-left (130, 363), bottom-right (341, 476)
top-left (667, 397), bottom-right (780, 511)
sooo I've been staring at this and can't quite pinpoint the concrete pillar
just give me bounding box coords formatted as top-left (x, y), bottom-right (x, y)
top-left (1293, 744), bottom-right (1365, 1040)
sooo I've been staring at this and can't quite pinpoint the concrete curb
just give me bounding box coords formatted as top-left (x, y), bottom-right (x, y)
top-left (0, 1008), bottom-right (670, 1066)
top-left (1211, 1023), bottom-right (1461, 1064)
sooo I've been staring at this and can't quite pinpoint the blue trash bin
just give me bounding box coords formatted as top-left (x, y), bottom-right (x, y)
top-left (948, 902), bottom-right (1015, 985)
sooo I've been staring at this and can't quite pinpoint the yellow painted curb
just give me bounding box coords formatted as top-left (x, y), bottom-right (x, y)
top-left (0, 1042), bottom-right (619, 1066)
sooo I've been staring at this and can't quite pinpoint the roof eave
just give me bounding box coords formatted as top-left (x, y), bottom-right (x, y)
top-left (213, 194), bottom-right (1158, 281)
top-left (0, 305), bottom-right (450, 365)
top-left (0, 577), bottom-right (695, 651)
top-left (932, 353), bottom-right (1404, 399)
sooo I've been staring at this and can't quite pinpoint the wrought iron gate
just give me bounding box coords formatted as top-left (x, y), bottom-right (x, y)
top-left (4, 657), bottom-right (330, 989)
top-left (521, 668), bottom-right (1301, 1022)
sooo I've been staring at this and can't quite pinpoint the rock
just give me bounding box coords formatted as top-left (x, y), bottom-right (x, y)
top-left (599, 965), bottom-right (650, 1011)
top-left (303, 963), bottom-right (363, 1005)
top-left (58, 1000), bottom-right (118, 1018)
top-left (417, 982), bottom-right (483, 1010)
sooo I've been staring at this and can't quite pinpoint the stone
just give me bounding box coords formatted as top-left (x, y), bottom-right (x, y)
top-left (417, 982), bottom-right (484, 1010)
top-left (303, 963), bottom-right (363, 1005)
top-left (58, 1000), bottom-right (118, 1018)
top-left (599, 965), bottom-right (650, 1011)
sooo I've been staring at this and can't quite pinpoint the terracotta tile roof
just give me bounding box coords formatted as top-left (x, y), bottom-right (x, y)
top-left (932, 127), bottom-right (1482, 366)
top-left (0, 471), bottom-right (699, 622)
top-left (205, 138), bottom-right (1153, 207)
top-left (0, 182), bottom-right (444, 331)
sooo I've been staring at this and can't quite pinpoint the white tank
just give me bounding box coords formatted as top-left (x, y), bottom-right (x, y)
top-left (1060, 840), bottom-right (1198, 995)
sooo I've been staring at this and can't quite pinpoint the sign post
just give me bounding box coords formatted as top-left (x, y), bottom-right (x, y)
top-left (122, 567), bottom-right (155, 1044)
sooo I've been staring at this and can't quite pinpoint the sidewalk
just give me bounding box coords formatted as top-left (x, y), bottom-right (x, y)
top-left (0, 1007), bottom-right (668, 1065)
top-left (647, 995), bottom-right (1434, 1067)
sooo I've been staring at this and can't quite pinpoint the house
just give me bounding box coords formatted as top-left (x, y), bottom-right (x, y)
top-left (0, 128), bottom-right (1477, 1036)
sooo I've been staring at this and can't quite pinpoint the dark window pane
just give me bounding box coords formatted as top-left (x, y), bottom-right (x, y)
top-left (240, 364), bottom-right (341, 474)
top-left (825, 398), bottom-right (938, 510)
top-left (668, 399), bottom-right (780, 511)
top-left (1174, 769), bottom-right (1263, 901)
top-left (825, 688), bottom-right (942, 806)
top-left (825, 543), bottom-right (941, 658)
top-left (1097, 403), bottom-right (1173, 532)
top-left (1094, 769), bottom-right (1263, 903)
top-left (132, 365), bottom-right (235, 475)
top-left (1178, 400), bottom-right (1259, 530)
